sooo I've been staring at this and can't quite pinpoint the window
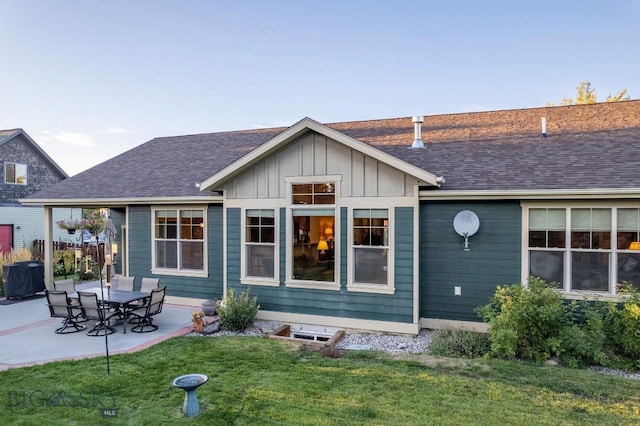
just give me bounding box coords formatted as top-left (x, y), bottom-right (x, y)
top-left (5, 162), bottom-right (27, 185)
top-left (290, 182), bottom-right (336, 285)
top-left (245, 209), bottom-right (275, 279)
top-left (527, 206), bottom-right (640, 294)
top-left (154, 208), bottom-right (204, 273)
top-left (353, 209), bottom-right (389, 286)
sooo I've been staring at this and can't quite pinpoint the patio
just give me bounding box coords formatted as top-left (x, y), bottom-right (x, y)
top-left (0, 281), bottom-right (198, 370)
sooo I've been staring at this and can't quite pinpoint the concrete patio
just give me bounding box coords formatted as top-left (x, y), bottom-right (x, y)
top-left (0, 281), bottom-right (199, 371)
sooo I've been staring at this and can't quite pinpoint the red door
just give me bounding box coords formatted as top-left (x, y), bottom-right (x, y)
top-left (0, 225), bottom-right (13, 255)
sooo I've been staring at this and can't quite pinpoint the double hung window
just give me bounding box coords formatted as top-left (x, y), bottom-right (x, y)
top-left (154, 208), bottom-right (204, 273)
top-left (352, 209), bottom-right (389, 286)
top-left (245, 209), bottom-right (275, 279)
top-left (527, 206), bottom-right (640, 294)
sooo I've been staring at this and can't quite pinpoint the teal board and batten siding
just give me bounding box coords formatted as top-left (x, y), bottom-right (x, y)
top-left (226, 207), bottom-right (415, 324)
top-left (420, 202), bottom-right (522, 322)
top-left (128, 205), bottom-right (224, 299)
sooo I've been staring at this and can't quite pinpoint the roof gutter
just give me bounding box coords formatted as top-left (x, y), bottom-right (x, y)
top-left (419, 188), bottom-right (640, 201)
top-left (20, 195), bottom-right (224, 207)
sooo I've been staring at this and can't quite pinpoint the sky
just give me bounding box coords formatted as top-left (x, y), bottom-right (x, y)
top-left (1, 0), bottom-right (639, 176)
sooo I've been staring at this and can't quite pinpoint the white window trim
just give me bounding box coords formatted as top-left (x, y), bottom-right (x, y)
top-left (347, 206), bottom-right (395, 294)
top-left (522, 201), bottom-right (640, 298)
top-left (284, 175), bottom-right (341, 290)
top-left (240, 207), bottom-right (280, 287)
top-left (4, 162), bottom-right (27, 185)
top-left (151, 206), bottom-right (208, 277)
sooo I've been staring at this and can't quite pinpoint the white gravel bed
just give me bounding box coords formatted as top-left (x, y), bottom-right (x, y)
top-left (199, 320), bottom-right (639, 380)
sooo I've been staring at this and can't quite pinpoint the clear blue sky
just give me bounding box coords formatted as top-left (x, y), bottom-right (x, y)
top-left (1, 0), bottom-right (638, 176)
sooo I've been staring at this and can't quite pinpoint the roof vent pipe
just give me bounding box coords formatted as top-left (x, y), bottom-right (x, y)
top-left (411, 116), bottom-right (425, 148)
top-left (540, 117), bottom-right (547, 138)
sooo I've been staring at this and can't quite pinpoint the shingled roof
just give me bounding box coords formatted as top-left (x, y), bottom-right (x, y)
top-left (25, 100), bottom-right (640, 203)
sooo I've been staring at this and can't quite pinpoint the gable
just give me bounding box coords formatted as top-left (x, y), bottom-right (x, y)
top-left (222, 130), bottom-right (425, 199)
top-left (199, 117), bottom-right (441, 197)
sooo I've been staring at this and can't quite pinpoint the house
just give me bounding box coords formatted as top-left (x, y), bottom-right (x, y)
top-left (0, 129), bottom-right (79, 254)
top-left (23, 100), bottom-right (640, 333)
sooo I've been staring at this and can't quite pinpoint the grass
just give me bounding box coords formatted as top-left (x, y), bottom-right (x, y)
top-left (1, 336), bottom-right (639, 425)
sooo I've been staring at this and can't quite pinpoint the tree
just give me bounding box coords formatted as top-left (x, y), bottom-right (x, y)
top-left (548, 81), bottom-right (630, 106)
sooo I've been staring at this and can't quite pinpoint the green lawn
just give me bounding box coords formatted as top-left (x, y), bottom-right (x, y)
top-left (1, 336), bottom-right (639, 425)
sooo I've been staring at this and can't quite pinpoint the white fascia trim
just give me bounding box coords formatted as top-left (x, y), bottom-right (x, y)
top-left (21, 196), bottom-right (224, 206)
top-left (419, 188), bottom-right (640, 201)
top-left (258, 310), bottom-right (420, 334)
top-left (199, 117), bottom-right (441, 191)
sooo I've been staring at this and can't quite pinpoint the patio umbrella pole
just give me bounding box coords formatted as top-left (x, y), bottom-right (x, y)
top-left (98, 241), bottom-right (111, 375)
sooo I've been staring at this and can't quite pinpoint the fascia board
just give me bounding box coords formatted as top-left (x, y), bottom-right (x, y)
top-left (20, 195), bottom-right (224, 207)
top-left (419, 188), bottom-right (640, 201)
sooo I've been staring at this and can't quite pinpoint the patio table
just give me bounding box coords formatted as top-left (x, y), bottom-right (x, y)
top-left (70, 288), bottom-right (150, 334)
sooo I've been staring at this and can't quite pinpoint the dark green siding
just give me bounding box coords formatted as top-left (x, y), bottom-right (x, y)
top-left (226, 206), bottom-right (415, 324)
top-left (129, 205), bottom-right (223, 299)
top-left (420, 201), bottom-right (521, 322)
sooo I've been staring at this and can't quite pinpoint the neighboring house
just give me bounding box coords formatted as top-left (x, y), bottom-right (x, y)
top-left (0, 129), bottom-right (76, 254)
top-left (23, 100), bottom-right (640, 333)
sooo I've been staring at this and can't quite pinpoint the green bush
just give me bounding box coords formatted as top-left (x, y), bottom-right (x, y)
top-left (602, 286), bottom-right (640, 370)
top-left (476, 277), bottom-right (569, 363)
top-left (217, 288), bottom-right (259, 332)
top-left (477, 278), bottom-right (640, 371)
top-left (429, 329), bottom-right (490, 359)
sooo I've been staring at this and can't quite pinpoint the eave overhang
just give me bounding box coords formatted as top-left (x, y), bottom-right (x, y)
top-left (20, 194), bottom-right (224, 207)
top-left (419, 188), bottom-right (640, 201)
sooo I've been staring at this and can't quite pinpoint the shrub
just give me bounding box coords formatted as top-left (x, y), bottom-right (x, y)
top-left (476, 277), bottom-right (569, 363)
top-left (217, 288), bottom-right (259, 332)
top-left (429, 329), bottom-right (490, 359)
top-left (602, 286), bottom-right (640, 370)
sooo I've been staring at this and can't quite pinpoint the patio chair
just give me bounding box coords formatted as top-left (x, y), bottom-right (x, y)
top-left (53, 279), bottom-right (75, 293)
top-left (129, 286), bottom-right (166, 333)
top-left (45, 290), bottom-right (86, 334)
top-left (77, 291), bottom-right (118, 336)
top-left (140, 277), bottom-right (160, 293)
top-left (114, 276), bottom-right (135, 291)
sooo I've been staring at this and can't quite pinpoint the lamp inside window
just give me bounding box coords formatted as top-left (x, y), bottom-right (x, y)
top-left (629, 241), bottom-right (640, 250)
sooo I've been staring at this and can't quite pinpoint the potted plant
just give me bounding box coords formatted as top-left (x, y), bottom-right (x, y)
top-left (77, 210), bottom-right (107, 235)
top-left (56, 218), bottom-right (83, 234)
top-left (192, 310), bottom-right (205, 333)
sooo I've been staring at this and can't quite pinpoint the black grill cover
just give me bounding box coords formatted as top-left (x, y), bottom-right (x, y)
top-left (3, 260), bottom-right (45, 299)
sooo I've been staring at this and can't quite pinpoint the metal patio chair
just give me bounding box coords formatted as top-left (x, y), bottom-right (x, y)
top-left (45, 290), bottom-right (86, 334)
top-left (77, 291), bottom-right (118, 336)
top-left (129, 286), bottom-right (166, 333)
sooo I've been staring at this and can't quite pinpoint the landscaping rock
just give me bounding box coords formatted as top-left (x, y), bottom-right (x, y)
top-left (203, 320), bottom-right (221, 335)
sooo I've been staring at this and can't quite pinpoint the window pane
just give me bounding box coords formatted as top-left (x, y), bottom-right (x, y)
top-left (292, 214), bottom-right (334, 281)
top-left (571, 209), bottom-right (591, 231)
top-left (246, 244), bottom-right (275, 278)
top-left (618, 208), bottom-right (639, 230)
top-left (15, 163), bottom-right (27, 184)
top-left (591, 231), bottom-right (611, 249)
top-left (571, 252), bottom-right (609, 292)
top-left (261, 227), bottom-right (274, 243)
top-left (156, 241), bottom-right (177, 269)
top-left (181, 241), bottom-right (203, 270)
top-left (618, 253), bottom-right (640, 291)
top-left (529, 250), bottom-right (563, 288)
top-left (529, 231), bottom-right (546, 248)
top-left (5, 163), bottom-right (15, 183)
top-left (529, 209), bottom-right (547, 230)
top-left (618, 231), bottom-right (638, 250)
top-left (548, 231), bottom-right (565, 248)
top-left (571, 231), bottom-right (590, 249)
top-left (354, 248), bottom-right (388, 284)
